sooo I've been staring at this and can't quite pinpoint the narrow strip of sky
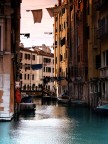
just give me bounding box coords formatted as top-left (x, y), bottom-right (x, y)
top-left (20, 0), bottom-right (58, 47)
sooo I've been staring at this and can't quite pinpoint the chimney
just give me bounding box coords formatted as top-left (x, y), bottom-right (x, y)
top-left (58, 0), bottom-right (61, 6)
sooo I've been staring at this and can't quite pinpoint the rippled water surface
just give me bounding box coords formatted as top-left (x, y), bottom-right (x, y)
top-left (0, 99), bottom-right (108, 144)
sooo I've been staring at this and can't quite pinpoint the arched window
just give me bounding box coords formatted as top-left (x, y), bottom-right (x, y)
top-left (32, 84), bottom-right (35, 90)
top-left (27, 85), bottom-right (29, 90)
top-left (23, 84), bottom-right (26, 90)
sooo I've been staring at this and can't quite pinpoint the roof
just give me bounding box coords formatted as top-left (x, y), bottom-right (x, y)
top-left (20, 46), bottom-right (54, 57)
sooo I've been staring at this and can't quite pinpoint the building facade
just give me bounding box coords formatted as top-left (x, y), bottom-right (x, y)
top-left (54, 0), bottom-right (89, 101)
top-left (20, 46), bottom-right (54, 95)
top-left (0, 0), bottom-right (21, 120)
top-left (88, 0), bottom-right (108, 107)
top-left (54, 0), bottom-right (69, 97)
top-left (68, 0), bottom-right (89, 102)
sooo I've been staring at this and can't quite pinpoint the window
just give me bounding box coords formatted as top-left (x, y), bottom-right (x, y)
top-left (32, 84), bottom-right (35, 90)
top-left (55, 41), bottom-right (57, 46)
top-left (20, 74), bottom-right (22, 79)
top-left (0, 24), bottom-right (3, 52)
top-left (85, 26), bottom-right (89, 39)
top-left (20, 53), bottom-right (23, 59)
top-left (102, 82), bottom-right (105, 94)
top-left (59, 67), bottom-right (61, 72)
top-left (55, 57), bottom-right (57, 64)
top-left (25, 64), bottom-right (30, 70)
top-left (46, 67), bottom-right (51, 72)
top-left (44, 67), bottom-right (45, 72)
top-left (23, 85), bottom-right (26, 90)
top-left (0, 26), bottom-right (1, 51)
top-left (48, 67), bottom-right (51, 72)
top-left (28, 54), bottom-right (30, 60)
top-left (106, 50), bottom-right (108, 66)
top-left (62, 8), bottom-right (65, 15)
top-left (32, 74), bottom-right (34, 80)
top-left (24, 53), bottom-right (32, 60)
top-left (32, 55), bottom-right (35, 60)
top-left (25, 54), bottom-right (27, 59)
top-left (20, 63), bottom-right (22, 69)
top-left (61, 37), bottom-right (66, 46)
top-left (90, 83), bottom-right (93, 93)
top-left (102, 50), bottom-right (108, 66)
top-left (48, 85), bottom-right (50, 90)
top-left (28, 74), bottom-right (29, 80)
top-left (60, 54), bottom-right (62, 61)
top-left (43, 58), bottom-right (51, 63)
top-left (95, 54), bottom-right (101, 69)
top-left (52, 68), bottom-right (54, 73)
top-left (24, 74), bottom-right (26, 80)
top-left (0, 2), bottom-right (4, 14)
top-left (78, 54), bottom-right (80, 62)
top-left (78, 1), bottom-right (81, 9)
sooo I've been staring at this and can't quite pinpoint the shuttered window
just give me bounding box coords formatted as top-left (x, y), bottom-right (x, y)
top-left (96, 55), bottom-right (101, 69)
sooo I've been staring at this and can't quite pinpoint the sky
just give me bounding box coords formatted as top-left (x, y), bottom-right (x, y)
top-left (20, 0), bottom-right (58, 48)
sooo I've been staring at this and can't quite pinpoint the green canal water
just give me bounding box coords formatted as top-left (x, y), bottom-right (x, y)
top-left (0, 99), bottom-right (108, 144)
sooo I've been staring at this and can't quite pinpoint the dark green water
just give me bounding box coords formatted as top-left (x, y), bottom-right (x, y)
top-left (0, 100), bottom-right (108, 144)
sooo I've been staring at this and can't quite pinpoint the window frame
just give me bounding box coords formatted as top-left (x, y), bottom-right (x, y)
top-left (0, 23), bottom-right (3, 52)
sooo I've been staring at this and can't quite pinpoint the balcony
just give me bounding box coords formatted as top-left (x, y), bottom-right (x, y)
top-left (96, 23), bottom-right (108, 39)
top-left (99, 66), bottom-right (108, 78)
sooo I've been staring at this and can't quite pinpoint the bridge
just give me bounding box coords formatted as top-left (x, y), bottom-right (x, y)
top-left (21, 89), bottom-right (56, 98)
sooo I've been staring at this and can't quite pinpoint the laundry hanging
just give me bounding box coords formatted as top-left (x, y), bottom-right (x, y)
top-left (31, 9), bottom-right (43, 23)
top-left (28, 3), bottom-right (74, 23)
top-left (46, 6), bottom-right (60, 17)
top-left (46, 7), bottom-right (55, 17)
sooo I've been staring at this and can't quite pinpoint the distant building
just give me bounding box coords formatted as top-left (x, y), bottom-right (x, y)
top-left (20, 45), bottom-right (54, 93)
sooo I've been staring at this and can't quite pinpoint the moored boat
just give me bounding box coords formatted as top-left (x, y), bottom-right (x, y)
top-left (71, 99), bottom-right (87, 107)
top-left (20, 103), bottom-right (36, 111)
top-left (95, 104), bottom-right (108, 115)
top-left (20, 95), bottom-right (36, 112)
top-left (57, 96), bottom-right (70, 104)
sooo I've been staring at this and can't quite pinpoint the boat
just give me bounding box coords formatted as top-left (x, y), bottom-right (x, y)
top-left (71, 99), bottom-right (87, 107)
top-left (95, 104), bottom-right (108, 115)
top-left (57, 96), bottom-right (70, 104)
top-left (20, 95), bottom-right (36, 112)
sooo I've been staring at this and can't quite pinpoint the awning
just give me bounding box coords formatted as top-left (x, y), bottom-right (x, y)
top-left (31, 64), bottom-right (43, 70)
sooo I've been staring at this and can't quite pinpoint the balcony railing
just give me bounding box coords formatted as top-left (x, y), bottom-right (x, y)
top-left (99, 66), bottom-right (108, 78)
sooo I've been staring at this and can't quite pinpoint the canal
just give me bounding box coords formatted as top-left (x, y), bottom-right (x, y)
top-left (0, 98), bottom-right (108, 144)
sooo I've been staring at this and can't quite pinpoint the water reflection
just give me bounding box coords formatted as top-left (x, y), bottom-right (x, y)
top-left (20, 111), bottom-right (35, 119)
top-left (0, 98), bottom-right (108, 144)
